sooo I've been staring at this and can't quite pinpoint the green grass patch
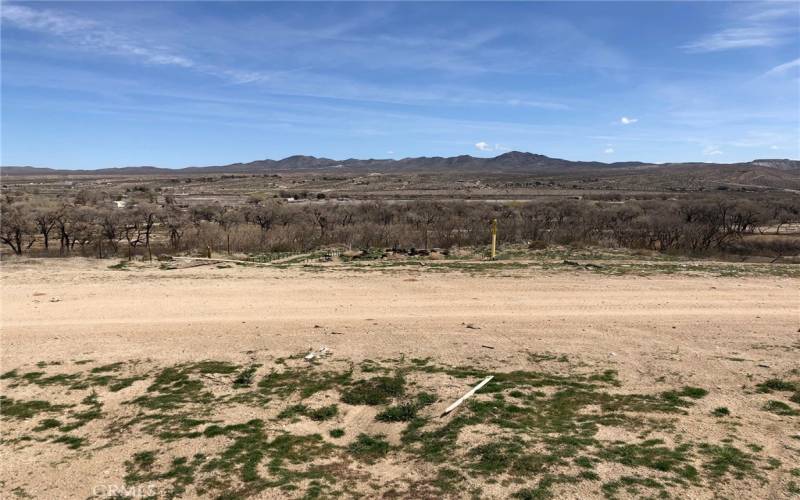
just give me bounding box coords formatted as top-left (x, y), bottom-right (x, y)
top-left (5, 365), bottom-right (146, 392)
top-left (756, 379), bottom-right (797, 393)
top-left (128, 362), bottom-right (236, 410)
top-left (199, 419), bottom-right (335, 495)
top-left (348, 433), bottom-right (390, 463)
top-left (33, 418), bottom-right (62, 431)
top-left (341, 375), bottom-right (405, 405)
top-left (52, 434), bottom-right (86, 449)
top-left (278, 404), bottom-right (338, 422)
top-left (597, 439), bottom-right (694, 476)
top-left (711, 407), bottom-right (730, 417)
top-left (763, 400), bottom-right (798, 416)
top-left (431, 467), bottom-right (464, 493)
top-left (59, 392), bottom-right (102, 431)
top-left (601, 475), bottom-right (665, 499)
top-left (258, 366), bottom-right (352, 400)
top-left (90, 362), bottom-right (125, 373)
top-left (125, 450), bottom-right (201, 497)
top-left (376, 402), bottom-right (418, 422)
top-left (0, 396), bottom-right (67, 420)
top-left (661, 386), bottom-right (708, 407)
top-left (698, 443), bottom-right (760, 480)
top-left (233, 365), bottom-right (260, 388)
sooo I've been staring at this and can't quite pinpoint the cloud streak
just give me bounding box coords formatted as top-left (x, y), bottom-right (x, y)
top-left (1, 4), bottom-right (197, 69)
top-left (1, 3), bottom-right (574, 111)
top-left (682, 27), bottom-right (783, 52)
top-left (765, 57), bottom-right (800, 76)
top-left (474, 142), bottom-right (511, 152)
top-left (682, 3), bottom-right (798, 53)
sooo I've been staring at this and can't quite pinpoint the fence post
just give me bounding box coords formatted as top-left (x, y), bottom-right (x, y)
top-left (491, 218), bottom-right (497, 260)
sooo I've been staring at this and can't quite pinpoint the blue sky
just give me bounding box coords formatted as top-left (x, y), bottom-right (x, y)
top-left (1, 1), bottom-right (799, 169)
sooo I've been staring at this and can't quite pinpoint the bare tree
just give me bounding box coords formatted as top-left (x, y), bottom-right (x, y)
top-left (0, 202), bottom-right (36, 255)
top-left (308, 205), bottom-right (332, 242)
top-left (215, 207), bottom-right (243, 254)
top-left (161, 205), bottom-right (188, 250)
top-left (244, 201), bottom-right (282, 246)
top-left (70, 206), bottom-right (101, 254)
top-left (137, 204), bottom-right (161, 260)
top-left (32, 203), bottom-right (61, 250)
top-left (771, 202), bottom-right (799, 234)
top-left (408, 201), bottom-right (442, 249)
top-left (121, 208), bottom-right (145, 261)
top-left (99, 209), bottom-right (122, 255)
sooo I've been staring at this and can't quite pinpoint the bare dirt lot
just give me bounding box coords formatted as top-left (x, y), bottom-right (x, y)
top-left (1, 258), bottom-right (798, 499)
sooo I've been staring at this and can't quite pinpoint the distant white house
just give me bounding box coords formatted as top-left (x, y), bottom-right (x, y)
top-left (115, 200), bottom-right (128, 209)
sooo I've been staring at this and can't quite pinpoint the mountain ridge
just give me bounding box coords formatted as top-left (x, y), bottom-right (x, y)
top-left (1, 152), bottom-right (798, 176)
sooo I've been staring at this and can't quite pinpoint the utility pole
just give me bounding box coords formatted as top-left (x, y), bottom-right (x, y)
top-left (490, 218), bottom-right (497, 259)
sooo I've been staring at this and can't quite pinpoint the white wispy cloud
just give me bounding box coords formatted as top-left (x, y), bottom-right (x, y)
top-left (0, 4), bottom-right (94, 34)
top-left (474, 142), bottom-right (511, 152)
top-left (765, 57), bottom-right (800, 76)
top-left (682, 3), bottom-right (798, 53)
top-left (604, 147), bottom-right (614, 154)
top-left (745, 3), bottom-right (800, 23)
top-left (1, 4), bottom-right (197, 69)
top-left (505, 98), bottom-right (569, 110)
top-left (683, 27), bottom-right (782, 52)
top-left (620, 116), bottom-right (638, 125)
top-left (703, 145), bottom-right (723, 156)
top-left (1, 4), bottom-right (574, 110)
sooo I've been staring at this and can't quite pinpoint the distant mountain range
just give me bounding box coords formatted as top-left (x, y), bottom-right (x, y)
top-left (1, 152), bottom-right (798, 176)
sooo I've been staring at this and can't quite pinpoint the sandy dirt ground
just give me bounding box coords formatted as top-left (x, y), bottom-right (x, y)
top-left (1, 258), bottom-right (798, 499)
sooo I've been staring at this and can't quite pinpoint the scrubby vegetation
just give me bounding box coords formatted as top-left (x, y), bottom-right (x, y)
top-left (2, 189), bottom-right (798, 262)
top-left (2, 356), bottom-right (795, 498)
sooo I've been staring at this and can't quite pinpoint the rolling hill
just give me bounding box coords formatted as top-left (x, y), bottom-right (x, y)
top-left (2, 152), bottom-right (797, 177)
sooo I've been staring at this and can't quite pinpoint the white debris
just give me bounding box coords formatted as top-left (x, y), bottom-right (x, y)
top-left (304, 346), bottom-right (329, 361)
top-left (441, 376), bottom-right (494, 416)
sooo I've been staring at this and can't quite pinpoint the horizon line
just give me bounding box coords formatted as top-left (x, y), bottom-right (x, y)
top-left (2, 151), bottom-right (797, 172)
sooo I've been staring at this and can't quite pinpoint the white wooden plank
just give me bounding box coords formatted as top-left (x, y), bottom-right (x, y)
top-left (441, 375), bottom-right (494, 416)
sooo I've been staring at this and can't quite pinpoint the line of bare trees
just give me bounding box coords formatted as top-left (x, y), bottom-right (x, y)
top-left (1, 194), bottom-right (798, 260)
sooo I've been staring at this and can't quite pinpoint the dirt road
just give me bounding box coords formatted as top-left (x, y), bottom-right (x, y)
top-left (2, 259), bottom-right (796, 372)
